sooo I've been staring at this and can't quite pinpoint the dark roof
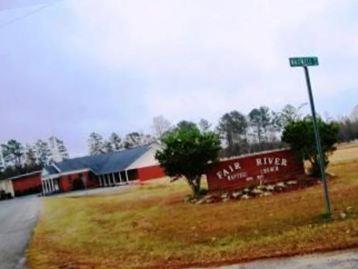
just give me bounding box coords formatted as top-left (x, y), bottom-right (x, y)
top-left (6, 170), bottom-right (42, 181)
top-left (43, 165), bottom-right (58, 175)
top-left (44, 145), bottom-right (150, 176)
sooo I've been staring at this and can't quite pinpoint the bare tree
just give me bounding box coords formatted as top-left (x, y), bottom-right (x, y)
top-left (198, 118), bottom-right (211, 132)
top-left (152, 115), bottom-right (171, 138)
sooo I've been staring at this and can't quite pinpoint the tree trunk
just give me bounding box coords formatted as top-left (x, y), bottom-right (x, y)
top-left (186, 176), bottom-right (202, 197)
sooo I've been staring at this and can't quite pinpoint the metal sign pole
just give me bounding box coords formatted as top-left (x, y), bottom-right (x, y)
top-left (303, 66), bottom-right (332, 216)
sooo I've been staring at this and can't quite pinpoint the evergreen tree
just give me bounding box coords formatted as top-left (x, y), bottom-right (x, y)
top-left (248, 106), bottom-right (271, 143)
top-left (123, 132), bottom-right (142, 148)
top-left (1, 139), bottom-right (24, 168)
top-left (49, 136), bottom-right (69, 162)
top-left (24, 145), bottom-right (37, 166)
top-left (103, 140), bottom-right (114, 153)
top-left (88, 132), bottom-right (105, 155)
top-left (35, 140), bottom-right (51, 166)
top-left (217, 111), bottom-right (247, 150)
top-left (109, 132), bottom-right (122, 150)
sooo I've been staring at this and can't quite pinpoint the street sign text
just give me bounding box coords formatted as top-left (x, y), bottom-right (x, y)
top-left (289, 57), bottom-right (319, 67)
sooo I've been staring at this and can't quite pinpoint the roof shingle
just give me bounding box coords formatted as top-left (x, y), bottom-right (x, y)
top-left (45, 145), bottom-right (150, 176)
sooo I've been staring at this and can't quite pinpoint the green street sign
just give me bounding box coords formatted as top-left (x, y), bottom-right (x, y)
top-left (289, 57), bottom-right (319, 67)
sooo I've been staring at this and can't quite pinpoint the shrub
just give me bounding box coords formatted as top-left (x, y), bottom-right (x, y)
top-left (282, 117), bottom-right (339, 176)
top-left (155, 123), bottom-right (221, 197)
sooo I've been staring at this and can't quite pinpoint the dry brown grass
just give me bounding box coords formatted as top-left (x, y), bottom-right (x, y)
top-left (27, 147), bottom-right (358, 269)
top-left (330, 141), bottom-right (358, 164)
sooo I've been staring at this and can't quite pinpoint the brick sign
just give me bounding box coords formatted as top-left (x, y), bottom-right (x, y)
top-left (206, 149), bottom-right (304, 191)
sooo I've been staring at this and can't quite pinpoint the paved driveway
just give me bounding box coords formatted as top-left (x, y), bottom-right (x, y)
top-left (192, 249), bottom-right (358, 269)
top-left (0, 196), bottom-right (42, 269)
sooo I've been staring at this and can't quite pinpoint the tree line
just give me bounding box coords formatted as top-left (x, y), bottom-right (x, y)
top-left (1, 104), bottom-right (356, 180)
top-left (150, 104), bottom-right (306, 157)
top-left (87, 132), bottom-right (155, 155)
top-left (337, 105), bottom-right (358, 142)
top-left (87, 104), bottom-right (358, 158)
top-left (0, 137), bottom-right (69, 180)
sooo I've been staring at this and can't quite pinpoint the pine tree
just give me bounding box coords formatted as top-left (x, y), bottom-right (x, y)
top-left (24, 145), bottom-right (37, 166)
top-left (109, 133), bottom-right (122, 150)
top-left (1, 139), bottom-right (24, 168)
top-left (88, 132), bottom-right (105, 155)
top-left (35, 140), bottom-right (51, 166)
top-left (49, 136), bottom-right (69, 162)
top-left (103, 140), bottom-right (114, 153)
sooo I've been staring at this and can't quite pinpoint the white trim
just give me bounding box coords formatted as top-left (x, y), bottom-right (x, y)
top-left (7, 170), bottom-right (42, 181)
top-left (52, 163), bottom-right (62, 173)
top-left (42, 168), bottom-right (92, 181)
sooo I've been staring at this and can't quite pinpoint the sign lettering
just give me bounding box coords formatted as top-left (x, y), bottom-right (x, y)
top-left (206, 149), bottom-right (304, 191)
top-left (289, 57), bottom-right (319, 67)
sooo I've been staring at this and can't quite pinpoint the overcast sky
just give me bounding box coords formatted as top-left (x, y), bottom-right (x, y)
top-left (0, 0), bottom-right (357, 156)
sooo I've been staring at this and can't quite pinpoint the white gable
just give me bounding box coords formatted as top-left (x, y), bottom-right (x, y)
top-left (125, 143), bottom-right (161, 170)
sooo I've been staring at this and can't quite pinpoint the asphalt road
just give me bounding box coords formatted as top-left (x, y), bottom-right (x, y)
top-left (0, 196), bottom-right (41, 269)
top-left (192, 249), bottom-right (358, 269)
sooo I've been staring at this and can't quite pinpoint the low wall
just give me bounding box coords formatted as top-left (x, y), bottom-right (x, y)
top-left (206, 149), bottom-right (304, 191)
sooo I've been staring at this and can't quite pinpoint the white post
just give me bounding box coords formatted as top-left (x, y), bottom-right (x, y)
top-left (55, 178), bottom-right (59, 191)
top-left (104, 175), bottom-right (108, 187)
top-left (42, 181), bottom-right (45, 195)
top-left (119, 172), bottom-right (122, 184)
top-left (108, 174), bottom-right (113, 186)
top-left (50, 178), bottom-right (55, 192)
top-left (46, 180), bottom-right (50, 193)
top-left (112, 173), bottom-right (116, 185)
top-left (105, 174), bottom-right (110, 186)
top-left (125, 170), bottom-right (129, 184)
top-left (51, 178), bottom-right (56, 191)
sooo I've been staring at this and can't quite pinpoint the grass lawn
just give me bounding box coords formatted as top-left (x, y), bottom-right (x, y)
top-left (28, 147), bottom-right (358, 269)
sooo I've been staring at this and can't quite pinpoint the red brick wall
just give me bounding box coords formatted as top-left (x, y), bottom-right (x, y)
top-left (12, 173), bottom-right (42, 196)
top-left (58, 171), bottom-right (99, 192)
top-left (59, 175), bottom-right (72, 192)
top-left (137, 165), bottom-right (166, 181)
top-left (206, 149), bottom-right (304, 192)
